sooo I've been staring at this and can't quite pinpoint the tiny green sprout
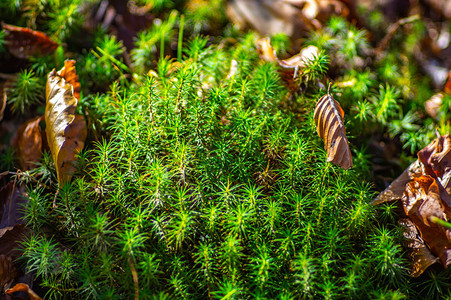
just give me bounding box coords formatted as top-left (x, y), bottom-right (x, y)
top-left (8, 70), bottom-right (43, 114)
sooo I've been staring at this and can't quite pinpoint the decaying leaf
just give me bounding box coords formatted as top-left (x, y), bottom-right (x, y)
top-left (417, 133), bottom-right (451, 204)
top-left (2, 23), bottom-right (58, 59)
top-left (402, 174), bottom-right (451, 268)
top-left (313, 92), bottom-right (352, 169)
top-left (45, 62), bottom-right (87, 185)
top-left (373, 134), bottom-right (451, 275)
top-left (371, 160), bottom-right (421, 205)
top-left (12, 116), bottom-right (44, 170)
top-left (399, 218), bottom-right (439, 277)
top-left (257, 37), bottom-right (319, 70)
top-left (279, 45), bottom-right (319, 69)
top-left (0, 254), bottom-right (17, 289)
top-left (5, 283), bottom-right (43, 300)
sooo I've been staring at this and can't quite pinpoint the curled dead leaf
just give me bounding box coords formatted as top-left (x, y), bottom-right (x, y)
top-left (313, 92), bottom-right (352, 169)
top-left (402, 174), bottom-right (451, 268)
top-left (279, 45), bottom-right (319, 69)
top-left (257, 37), bottom-right (319, 70)
top-left (373, 134), bottom-right (451, 275)
top-left (2, 23), bottom-right (58, 59)
top-left (5, 283), bottom-right (43, 300)
top-left (371, 160), bottom-right (421, 205)
top-left (418, 133), bottom-right (451, 198)
top-left (399, 218), bottom-right (439, 277)
top-left (12, 116), bottom-right (44, 170)
top-left (45, 63), bottom-right (87, 185)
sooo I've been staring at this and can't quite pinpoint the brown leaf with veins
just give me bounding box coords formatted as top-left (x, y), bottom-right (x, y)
top-left (313, 92), bottom-right (352, 169)
top-left (399, 218), bottom-right (439, 277)
top-left (371, 160), bottom-right (421, 205)
top-left (12, 116), bottom-right (44, 170)
top-left (2, 23), bottom-right (58, 59)
top-left (5, 283), bottom-right (43, 300)
top-left (418, 133), bottom-right (451, 200)
top-left (402, 174), bottom-right (451, 268)
top-left (45, 63), bottom-right (87, 185)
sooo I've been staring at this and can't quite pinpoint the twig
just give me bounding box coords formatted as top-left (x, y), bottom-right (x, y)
top-left (129, 256), bottom-right (140, 300)
top-left (375, 14), bottom-right (420, 58)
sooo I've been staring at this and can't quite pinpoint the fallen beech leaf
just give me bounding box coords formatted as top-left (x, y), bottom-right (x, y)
top-left (279, 45), bottom-right (319, 69)
top-left (257, 38), bottom-right (319, 69)
top-left (402, 174), bottom-right (451, 268)
top-left (399, 218), bottom-right (439, 277)
top-left (58, 60), bottom-right (81, 101)
top-left (2, 23), bottom-right (58, 59)
top-left (12, 116), bottom-right (44, 170)
top-left (418, 133), bottom-right (451, 200)
top-left (313, 91), bottom-right (352, 169)
top-left (45, 64), bottom-right (87, 185)
top-left (5, 283), bottom-right (43, 300)
top-left (371, 160), bottom-right (421, 205)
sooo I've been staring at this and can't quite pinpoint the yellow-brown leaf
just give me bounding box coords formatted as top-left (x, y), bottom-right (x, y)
top-left (5, 283), bottom-right (42, 300)
top-left (59, 59), bottom-right (81, 101)
top-left (313, 93), bottom-right (352, 169)
top-left (45, 65), bottom-right (86, 185)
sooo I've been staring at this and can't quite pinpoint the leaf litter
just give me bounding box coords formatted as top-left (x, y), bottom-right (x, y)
top-left (373, 132), bottom-right (451, 276)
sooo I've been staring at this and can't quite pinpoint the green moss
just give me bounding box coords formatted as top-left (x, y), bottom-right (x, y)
top-left (0, 1), bottom-right (450, 299)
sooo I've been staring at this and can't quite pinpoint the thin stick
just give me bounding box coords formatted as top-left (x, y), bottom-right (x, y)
top-left (375, 14), bottom-right (420, 57)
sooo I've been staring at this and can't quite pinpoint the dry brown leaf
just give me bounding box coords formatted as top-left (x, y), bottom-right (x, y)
top-left (2, 23), bottom-right (58, 59)
top-left (58, 60), bottom-right (81, 101)
top-left (45, 64), bottom-right (87, 185)
top-left (0, 254), bottom-right (17, 288)
top-left (399, 218), bottom-right (439, 277)
top-left (12, 116), bottom-right (44, 171)
top-left (371, 160), bottom-right (421, 205)
top-left (373, 134), bottom-right (451, 275)
top-left (257, 37), bottom-right (319, 69)
top-left (418, 133), bottom-right (451, 200)
top-left (402, 174), bottom-right (451, 268)
top-left (5, 283), bottom-right (43, 300)
top-left (279, 45), bottom-right (319, 69)
top-left (313, 92), bottom-right (352, 169)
